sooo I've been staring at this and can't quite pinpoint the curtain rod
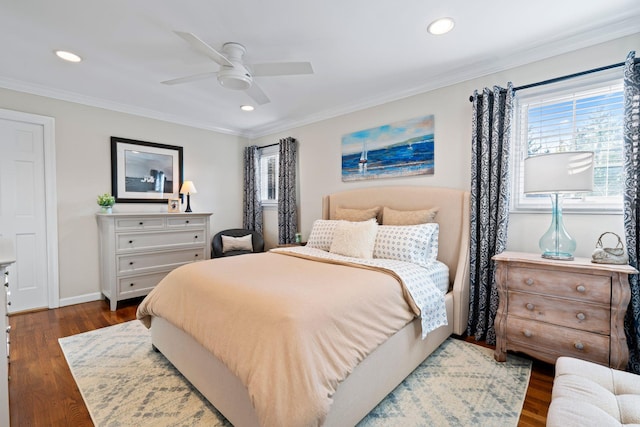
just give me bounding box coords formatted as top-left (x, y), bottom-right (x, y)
top-left (467, 58), bottom-right (640, 102)
top-left (258, 142), bottom-right (278, 149)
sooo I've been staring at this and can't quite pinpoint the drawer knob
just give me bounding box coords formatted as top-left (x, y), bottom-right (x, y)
top-left (194, 235), bottom-right (198, 239)
top-left (526, 303), bottom-right (535, 311)
top-left (523, 330), bottom-right (533, 338)
top-left (574, 342), bottom-right (585, 351)
top-left (129, 261), bottom-right (134, 265)
top-left (139, 222), bottom-right (144, 225)
top-left (186, 220), bottom-right (190, 224)
top-left (576, 285), bottom-right (586, 293)
top-left (129, 240), bottom-right (133, 244)
top-left (6, 301), bottom-right (10, 306)
top-left (525, 278), bottom-right (534, 286)
top-left (130, 283), bottom-right (134, 287)
top-left (576, 312), bottom-right (586, 321)
top-left (195, 254), bottom-right (199, 257)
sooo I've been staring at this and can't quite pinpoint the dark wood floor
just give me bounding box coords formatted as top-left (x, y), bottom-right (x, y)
top-left (8, 299), bottom-right (554, 426)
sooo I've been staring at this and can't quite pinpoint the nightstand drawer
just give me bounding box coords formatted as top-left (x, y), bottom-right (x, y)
top-left (506, 316), bottom-right (610, 365)
top-left (508, 291), bottom-right (610, 334)
top-left (116, 230), bottom-right (205, 251)
top-left (507, 266), bottom-right (610, 303)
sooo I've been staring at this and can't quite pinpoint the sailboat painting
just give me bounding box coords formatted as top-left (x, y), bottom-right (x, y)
top-left (341, 115), bottom-right (435, 182)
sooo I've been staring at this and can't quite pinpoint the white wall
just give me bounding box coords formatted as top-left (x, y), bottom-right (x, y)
top-left (253, 33), bottom-right (640, 257)
top-left (0, 87), bottom-right (248, 304)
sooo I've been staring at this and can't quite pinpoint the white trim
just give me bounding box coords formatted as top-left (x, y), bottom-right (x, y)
top-left (59, 292), bottom-right (102, 308)
top-left (0, 108), bottom-right (60, 309)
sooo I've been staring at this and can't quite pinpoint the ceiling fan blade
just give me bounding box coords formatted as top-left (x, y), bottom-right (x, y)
top-left (161, 71), bottom-right (218, 85)
top-left (245, 82), bottom-right (270, 105)
top-left (250, 62), bottom-right (314, 77)
top-left (174, 31), bottom-right (234, 67)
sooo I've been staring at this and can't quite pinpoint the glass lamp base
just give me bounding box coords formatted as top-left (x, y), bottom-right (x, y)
top-left (539, 193), bottom-right (576, 261)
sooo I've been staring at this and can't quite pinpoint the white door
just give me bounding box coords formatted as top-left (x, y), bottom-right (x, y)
top-left (0, 117), bottom-right (49, 312)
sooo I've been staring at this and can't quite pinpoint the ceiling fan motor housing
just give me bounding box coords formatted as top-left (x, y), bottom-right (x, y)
top-left (217, 42), bottom-right (252, 90)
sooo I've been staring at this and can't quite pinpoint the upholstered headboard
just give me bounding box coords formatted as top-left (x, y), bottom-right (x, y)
top-left (322, 186), bottom-right (470, 335)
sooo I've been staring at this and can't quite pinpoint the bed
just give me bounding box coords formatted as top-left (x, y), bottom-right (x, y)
top-left (137, 185), bottom-right (470, 427)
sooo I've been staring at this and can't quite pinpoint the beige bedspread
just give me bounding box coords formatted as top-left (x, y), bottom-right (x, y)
top-left (137, 251), bottom-right (415, 427)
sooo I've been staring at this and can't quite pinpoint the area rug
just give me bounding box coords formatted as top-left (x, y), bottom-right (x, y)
top-left (59, 321), bottom-right (532, 427)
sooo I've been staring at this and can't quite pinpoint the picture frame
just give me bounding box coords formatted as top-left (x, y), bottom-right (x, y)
top-left (111, 137), bottom-right (183, 203)
top-left (167, 198), bottom-right (181, 213)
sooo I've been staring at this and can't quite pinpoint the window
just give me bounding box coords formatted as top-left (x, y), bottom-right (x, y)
top-left (512, 70), bottom-right (624, 213)
top-left (259, 145), bottom-right (279, 206)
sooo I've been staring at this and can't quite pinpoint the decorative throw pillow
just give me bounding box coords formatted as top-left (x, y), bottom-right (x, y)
top-left (306, 219), bottom-right (340, 251)
top-left (329, 219), bottom-right (378, 259)
top-left (334, 206), bottom-right (380, 222)
top-left (373, 223), bottom-right (439, 267)
top-left (221, 234), bottom-right (253, 253)
top-left (382, 206), bottom-right (439, 225)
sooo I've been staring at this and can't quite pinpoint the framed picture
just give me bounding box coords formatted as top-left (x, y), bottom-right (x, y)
top-left (167, 198), bottom-right (180, 213)
top-left (111, 137), bottom-right (183, 203)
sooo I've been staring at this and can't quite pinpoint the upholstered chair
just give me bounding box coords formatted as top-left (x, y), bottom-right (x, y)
top-left (211, 229), bottom-right (265, 258)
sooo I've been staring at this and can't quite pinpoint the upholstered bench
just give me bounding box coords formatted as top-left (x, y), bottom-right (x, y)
top-left (547, 357), bottom-right (640, 426)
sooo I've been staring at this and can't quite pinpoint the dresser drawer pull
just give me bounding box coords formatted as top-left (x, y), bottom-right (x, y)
top-left (194, 235), bottom-right (199, 239)
top-left (574, 342), bottom-right (585, 351)
top-left (576, 312), bottom-right (586, 321)
top-left (523, 330), bottom-right (533, 338)
top-left (195, 254), bottom-right (199, 257)
top-left (130, 283), bottom-right (135, 287)
top-left (576, 285), bottom-right (586, 293)
top-left (185, 220), bottom-right (190, 224)
top-left (129, 240), bottom-right (133, 244)
top-left (129, 261), bottom-right (134, 266)
top-left (526, 303), bottom-right (535, 311)
top-left (139, 222), bottom-right (144, 225)
top-left (525, 278), bottom-right (534, 286)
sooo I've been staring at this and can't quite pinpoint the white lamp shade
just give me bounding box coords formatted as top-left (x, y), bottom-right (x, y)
top-left (180, 181), bottom-right (197, 195)
top-left (524, 151), bottom-right (594, 194)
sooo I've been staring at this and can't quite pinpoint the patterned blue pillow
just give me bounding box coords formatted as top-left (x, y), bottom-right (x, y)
top-left (306, 219), bottom-right (340, 251)
top-left (373, 223), bottom-right (439, 267)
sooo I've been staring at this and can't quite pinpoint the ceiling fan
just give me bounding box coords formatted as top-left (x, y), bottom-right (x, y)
top-left (162, 31), bottom-right (314, 105)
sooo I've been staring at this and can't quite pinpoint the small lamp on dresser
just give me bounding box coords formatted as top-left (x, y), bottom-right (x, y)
top-left (180, 181), bottom-right (197, 213)
top-left (524, 151), bottom-right (594, 261)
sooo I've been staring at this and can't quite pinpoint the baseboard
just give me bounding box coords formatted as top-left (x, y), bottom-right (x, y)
top-left (58, 292), bottom-right (103, 307)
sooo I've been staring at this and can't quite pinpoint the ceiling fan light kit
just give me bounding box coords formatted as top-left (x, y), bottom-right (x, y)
top-left (164, 31), bottom-right (314, 105)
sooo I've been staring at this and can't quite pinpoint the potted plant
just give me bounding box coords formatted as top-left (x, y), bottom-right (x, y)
top-left (97, 193), bottom-right (115, 213)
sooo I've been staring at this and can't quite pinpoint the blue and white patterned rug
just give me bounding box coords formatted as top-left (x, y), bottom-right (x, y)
top-left (59, 321), bottom-right (531, 427)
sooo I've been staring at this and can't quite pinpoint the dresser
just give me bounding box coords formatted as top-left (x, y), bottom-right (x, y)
top-left (0, 238), bottom-right (15, 427)
top-left (97, 212), bottom-right (212, 311)
top-left (493, 251), bottom-right (637, 369)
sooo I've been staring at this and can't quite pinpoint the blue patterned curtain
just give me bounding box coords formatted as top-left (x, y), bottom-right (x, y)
top-left (623, 51), bottom-right (640, 374)
top-left (467, 84), bottom-right (514, 344)
top-left (243, 145), bottom-right (262, 233)
top-left (278, 137), bottom-right (298, 244)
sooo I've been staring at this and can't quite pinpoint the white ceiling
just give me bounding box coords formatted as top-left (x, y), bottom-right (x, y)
top-left (1, 1), bottom-right (639, 138)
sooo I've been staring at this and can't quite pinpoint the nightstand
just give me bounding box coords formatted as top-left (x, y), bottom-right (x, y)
top-left (493, 251), bottom-right (637, 369)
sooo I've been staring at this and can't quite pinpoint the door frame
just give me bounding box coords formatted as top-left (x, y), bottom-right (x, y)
top-left (0, 108), bottom-right (59, 309)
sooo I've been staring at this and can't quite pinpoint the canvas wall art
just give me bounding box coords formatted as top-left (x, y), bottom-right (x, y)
top-left (341, 115), bottom-right (435, 182)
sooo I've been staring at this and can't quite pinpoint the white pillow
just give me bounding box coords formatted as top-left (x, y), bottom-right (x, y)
top-left (221, 234), bottom-right (253, 253)
top-left (306, 219), bottom-right (340, 251)
top-left (329, 219), bottom-right (378, 259)
top-left (373, 223), bottom-right (439, 267)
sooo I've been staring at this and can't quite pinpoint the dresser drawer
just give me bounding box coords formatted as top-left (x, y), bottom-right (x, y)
top-left (507, 266), bottom-right (611, 303)
top-left (508, 291), bottom-right (610, 334)
top-left (167, 216), bottom-right (207, 228)
top-left (506, 316), bottom-right (610, 365)
top-left (118, 271), bottom-right (170, 295)
top-left (115, 217), bottom-right (165, 231)
top-left (116, 230), bottom-right (206, 252)
top-left (117, 248), bottom-right (205, 274)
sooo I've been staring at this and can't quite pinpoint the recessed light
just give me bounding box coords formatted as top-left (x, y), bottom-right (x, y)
top-left (55, 50), bottom-right (82, 63)
top-left (427, 17), bottom-right (455, 35)
top-left (240, 105), bottom-right (255, 112)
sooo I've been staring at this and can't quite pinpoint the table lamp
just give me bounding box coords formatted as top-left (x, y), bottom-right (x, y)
top-left (179, 181), bottom-right (197, 213)
top-left (524, 151), bottom-right (594, 261)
